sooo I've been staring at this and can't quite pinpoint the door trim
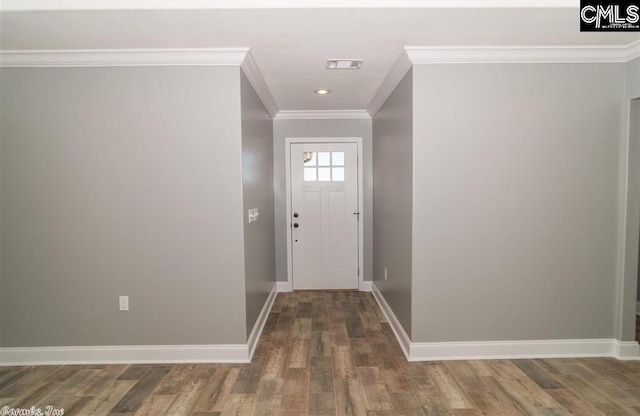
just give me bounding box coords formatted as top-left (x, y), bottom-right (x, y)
top-left (285, 137), bottom-right (366, 291)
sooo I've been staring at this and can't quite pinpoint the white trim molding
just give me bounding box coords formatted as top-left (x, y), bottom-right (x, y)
top-left (371, 283), bottom-right (411, 360)
top-left (247, 283), bottom-right (277, 360)
top-left (410, 339), bottom-right (640, 362)
top-left (276, 281), bottom-right (293, 292)
top-left (275, 110), bottom-right (371, 120)
top-left (367, 40), bottom-right (640, 117)
top-left (241, 51), bottom-right (279, 117)
top-left (367, 50), bottom-right (412, 117)
top-left (0, 48), bottom-right (250, 67)
top-left (614, 340), bottom-right (640, 360)
top-left (0, 0), bottom-right (580, 12)
top-left (627, 40), bottom-right (640, 61)
top-left (0, 47), bottom-right (280, 118)
top-left (0, 283), bottom-right (278, 366)
top-left (0, 344), bottom-right (250, 366)
top-left (278, 280), bottom-right (369, 292)
top-left (284, 137), bottom-right (365, 293)
top-left (371, 283), bottom-right (640, 362)
top-left (405, 41), bottom-right (640, 64)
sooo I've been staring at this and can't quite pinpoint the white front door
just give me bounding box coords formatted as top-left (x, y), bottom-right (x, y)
top-left (290, 143), bottom-right (359, 290)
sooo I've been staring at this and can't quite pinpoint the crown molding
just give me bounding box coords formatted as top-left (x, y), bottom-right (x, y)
top-left (0, 48), bottom-right (280, 117)
top-left (367, 41), bottom-right (639, 116)
top-left (0, 48), bottom-right (250, 67)
top-left (0, 0), bottom-right (579, 11)
top-left (366, 50), bottom-right (412, 117)
top-left (627, 40), bottom-right (640, 61)
top-left (274, 110), bottom-right (371, 120)
top-left (241, 51), bottom-right (279, 118)
top-left (405, 41), bottom-right (640, 64)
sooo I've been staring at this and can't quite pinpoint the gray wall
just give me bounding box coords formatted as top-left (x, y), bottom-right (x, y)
top-left (632, 100), bottom-right (640, 306)
top-left (624, 59), bottom-right (640, 305)
top-left (241, 71), bottom-right (276, 338)
top-left (627, 58), bottom-right (640, 100)
top-left (0, 66), bottom-right (248, 347)
top-left (272, 118), bottom-right (373, 283)
top-left (618, 57), bottom-right (640, 341)
top-left (412, 63), bottom-right (625, 342)
top-left (372, 69), bottom-right (413, 338)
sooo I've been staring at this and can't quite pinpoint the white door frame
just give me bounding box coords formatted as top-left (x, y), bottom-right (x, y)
top-left (284, 137), bottom-right (365, 291)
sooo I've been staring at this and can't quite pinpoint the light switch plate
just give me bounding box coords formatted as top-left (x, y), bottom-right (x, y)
top-left (248, 209), bottom-right (255, 223)
top-left (119, 295), bottom-right (129, 311)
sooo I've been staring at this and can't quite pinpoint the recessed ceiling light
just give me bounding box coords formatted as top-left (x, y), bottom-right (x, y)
top-left (314, 89), bottom-right (332, 95)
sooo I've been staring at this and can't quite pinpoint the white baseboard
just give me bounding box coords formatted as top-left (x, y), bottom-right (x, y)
top-left (371, 283), bottom-right (411, 360)
top-left (614, 340), bottom-right (640, 360)
top-left (6, 282), bottom-right (635, 366)
top-left (247, 283), bottom-right (277, 361)
top-left (409, 339), bottom-right (639, 362)
top-left (277, 280), bottom-right (371, 292)
top-left (371, 283), bottom-right (640, 362)
top-left (276, 281), bottom-right (292, 292)
top-left (276, 281), bottom-right (373, 292)
top-left (0, 283), bottom-right (279, 366)
top-left (0, 344), bottom-right (250, 366)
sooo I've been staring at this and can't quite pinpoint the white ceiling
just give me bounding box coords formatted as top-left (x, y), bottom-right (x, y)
top-left (1, 6), bottom-right (638, 111)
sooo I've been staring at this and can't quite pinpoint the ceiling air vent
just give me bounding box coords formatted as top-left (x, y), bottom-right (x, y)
top-left (326, 59), bottom-right (363, 70)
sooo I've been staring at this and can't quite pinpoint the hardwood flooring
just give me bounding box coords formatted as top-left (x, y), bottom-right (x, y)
top-left (3, 290), bottom-right (640, 415)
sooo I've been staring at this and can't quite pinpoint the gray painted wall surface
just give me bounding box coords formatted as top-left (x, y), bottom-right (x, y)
top-left (625, 59), bottom-right (640, 307)
top-left (631, 101), bottom-right (640, 307)
top-left (272, 119), bottom-right (373, 283)
top-left (241, 71), bottom-right (276, 339)
top-left (618, 57), bottom-right (640, 341)
top-left (0, 67), bottom-right (248, 347)
top-left (372, 69), bottom-right (413, 338)
top-left (627, 58), bottom-right (640, 100)
top-left (412, 63), bottom-right (625, 342)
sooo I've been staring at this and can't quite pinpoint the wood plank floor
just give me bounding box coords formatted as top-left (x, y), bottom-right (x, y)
top-left (3, 290), bottom-right (640, 415)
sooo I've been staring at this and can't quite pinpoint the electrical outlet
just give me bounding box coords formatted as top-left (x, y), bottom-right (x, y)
top-left (119, 296), bottom-right (129, 311)
top-left (248, 209), bottom-right (255, 223)
top-left (384, 268), bottom-right (388, 281)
